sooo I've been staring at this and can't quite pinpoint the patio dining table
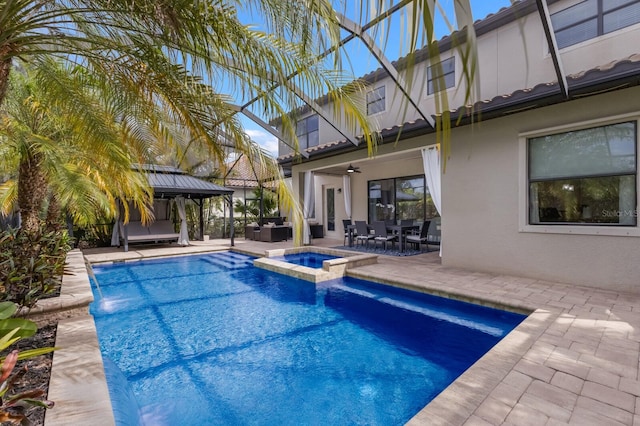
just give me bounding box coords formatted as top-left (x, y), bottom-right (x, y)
top-left (347, 223), bottom-right (419, 253)
top-left (387, 224), bottom-right (419, 253)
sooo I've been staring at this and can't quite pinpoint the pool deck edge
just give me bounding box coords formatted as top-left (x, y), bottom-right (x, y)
top-left (43, 249), bottom-right (115, 425)
top-left (407, 308), bottom-right (559, 425)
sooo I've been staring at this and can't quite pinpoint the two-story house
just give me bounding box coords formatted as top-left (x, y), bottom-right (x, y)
top-left (274, 0), bottom-right (640, 293)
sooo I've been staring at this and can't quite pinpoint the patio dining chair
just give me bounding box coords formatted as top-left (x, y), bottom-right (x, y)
top-left (354, 221), bottom-right (374, 248)
top-left (342, 219), bottom-right (354, 245)
top-left (406, 218), bottom-right (441, 252)
top-left (406, 220), bottom-right (430, 251)
top-left (393, 219), bottom-right (414, 236)
top-left (372, 220), bottom-right (397, 250)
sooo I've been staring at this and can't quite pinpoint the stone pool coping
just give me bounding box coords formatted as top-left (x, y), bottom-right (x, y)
top-left (42, 246), bottom-right (547, 426)
top-left (37, 249), bottom-right (115, 425)
top-left (254, 246), bottom-right (378, 283)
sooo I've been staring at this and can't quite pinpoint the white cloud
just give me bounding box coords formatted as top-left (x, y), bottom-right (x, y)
top-left (245, 128), bottom-right (279, 157)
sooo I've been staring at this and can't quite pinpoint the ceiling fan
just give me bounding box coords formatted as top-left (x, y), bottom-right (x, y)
top-left (346, 164), bottom-right (361, 173)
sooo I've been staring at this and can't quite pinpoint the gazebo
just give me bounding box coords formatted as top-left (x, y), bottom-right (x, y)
top-left (111, 165), bottom-right (235, 250)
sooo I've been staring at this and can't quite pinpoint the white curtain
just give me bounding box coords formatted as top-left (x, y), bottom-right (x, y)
top-left (110, 220), bottom-right (120, 247)
top-left (422, 147), bottom-right (442, 214)
top-left (422, 147), bottom-right (442, 256)
top-left (343, 175), bottom-right (352, 220)
top-left (175, 196), bottom-right (189, 246)
top-left (303, 171), bottom-right (314, 245)
top-left (110, 201), bottom-right (121, 246)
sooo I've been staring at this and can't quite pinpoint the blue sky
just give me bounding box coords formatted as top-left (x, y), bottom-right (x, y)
top-left (240, 0), bottom-right (513, 156)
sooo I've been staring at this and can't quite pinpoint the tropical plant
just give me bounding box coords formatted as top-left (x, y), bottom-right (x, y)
top-left (0, 226), bottom-right (71, 311)
top-left (0, 0), bottom-right (385, 247)
top-left (234, 188), bottom-right (279, 219)
top-left (0, 61), bottom-right (155, 241)
top-left (0, 301), bottom-right (56, 424)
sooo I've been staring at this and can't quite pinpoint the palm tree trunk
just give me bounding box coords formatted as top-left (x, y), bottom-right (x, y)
top-left (0, 56), bottom-right (12, 107)
top-left (45, 194), bottom-right (63, 232)
top-left (17, 150), bottom-right (48, 238)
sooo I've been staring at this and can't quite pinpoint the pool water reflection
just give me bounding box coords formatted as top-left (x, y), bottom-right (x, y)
top-left (90, 251), bottom-right (526, 426)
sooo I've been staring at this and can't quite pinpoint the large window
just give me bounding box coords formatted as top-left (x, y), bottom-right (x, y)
top-left (296, 114), bottom-right (319, 149)
top-left (552, 0), bottom-right (640, 49)
top-left (528, 121), bottom-right (637, 225)
top-left (368, 175), bottom-right (438, 223)
top-left (427, 57), bottom-right (455, 95)
top-left (366, 86), bottom-right (385, 115)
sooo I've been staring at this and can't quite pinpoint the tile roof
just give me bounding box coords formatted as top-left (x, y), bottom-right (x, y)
top-left (223, 155), bottom-right (280, 189)
top-left (278, 53), bottom-right (640, 165)
top-left (446, 53), bottom-right (640, 123)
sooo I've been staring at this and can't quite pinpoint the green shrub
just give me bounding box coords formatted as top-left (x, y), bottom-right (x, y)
top-left (0, 227), bottom-right (71, 310)
top-left (73, 223), bottom-right (113, 248)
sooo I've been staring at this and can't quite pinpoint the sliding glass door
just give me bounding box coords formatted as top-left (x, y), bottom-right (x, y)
top-left (368, 175), bottom-right (438, 224)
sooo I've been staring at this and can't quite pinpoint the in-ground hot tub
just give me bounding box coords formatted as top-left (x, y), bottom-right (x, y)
top-left (253, 247), bottom-right (377, 283)
top-left (271, 252), bottom-right (340, 268)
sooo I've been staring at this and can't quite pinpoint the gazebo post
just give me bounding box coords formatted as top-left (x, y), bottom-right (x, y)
top-left (198, 198), bottom-right (204, 241)
top-left (228, 194), bottom-right (235, 246)
top-left (258, 184), bottom-right (264, 226)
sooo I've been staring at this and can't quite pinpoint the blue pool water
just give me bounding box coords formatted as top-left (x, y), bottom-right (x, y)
top-left (272, 252), bottom-right (340, 268)
top-left (89, 252), bottom-right (525, 426)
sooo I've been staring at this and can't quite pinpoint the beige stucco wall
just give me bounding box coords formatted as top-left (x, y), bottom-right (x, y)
top-left (290, 86), bottom-right (640, 292)
top-left (443, 86), bottom-right (640, 293)
top-left (293, 157), bottom-right (427, 241)
top-left (284, 1), bottom-right (640, 292)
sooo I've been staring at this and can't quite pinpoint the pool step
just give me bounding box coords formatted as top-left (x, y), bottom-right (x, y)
top-left (202, 252), bottom-right (254, 270)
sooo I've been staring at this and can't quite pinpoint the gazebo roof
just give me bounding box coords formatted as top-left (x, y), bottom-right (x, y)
top-left (138, 164), bottom-right (234, 198)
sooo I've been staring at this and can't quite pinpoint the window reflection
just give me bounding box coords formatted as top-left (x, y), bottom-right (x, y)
top-left (368, 175), bottom-right (438, 224)
top-left (528, 121), bottom-right (637, 226)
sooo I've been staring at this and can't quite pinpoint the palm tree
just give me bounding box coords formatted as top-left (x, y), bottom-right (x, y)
top-left (234, 188), bottom-right (279, 219)
top-left (0, 61), bottom-right (155, 236)
top-left (0, 0), bottom-right (385, 245)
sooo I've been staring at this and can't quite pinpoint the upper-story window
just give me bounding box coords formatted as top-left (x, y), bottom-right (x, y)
top-left (366, 86), bottom-right (386, 115)
top-left (552, 0), bottom-right (640, 49)
top-left (296, 114), bottom-right (319, 149)
top-left (427, 57), bottom-right (455, 95)
top-left (528, 121), bottom-right (637, 225)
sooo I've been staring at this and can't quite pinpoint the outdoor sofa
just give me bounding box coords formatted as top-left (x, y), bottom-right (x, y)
top-left (244, 217), bottom-right (292, 242)
top-left (120, 220), bottom-right (180, 251)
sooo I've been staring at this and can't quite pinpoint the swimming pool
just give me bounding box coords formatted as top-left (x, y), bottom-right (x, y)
top-left (90, 251), bottom-right (525, 425)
